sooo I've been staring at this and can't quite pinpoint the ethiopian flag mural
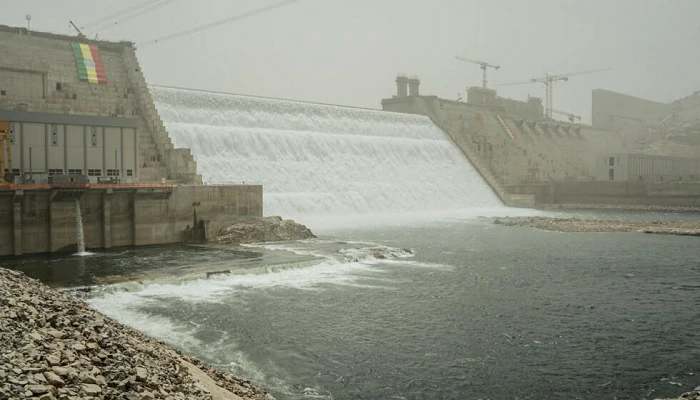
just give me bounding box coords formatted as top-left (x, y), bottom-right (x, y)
top-left (71, 43), bottom-right (107, 84)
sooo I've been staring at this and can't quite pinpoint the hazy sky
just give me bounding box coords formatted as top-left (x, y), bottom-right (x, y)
top-left (4, 0), bottom-right (700, 122)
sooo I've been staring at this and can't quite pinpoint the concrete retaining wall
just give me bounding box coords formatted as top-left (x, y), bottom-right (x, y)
top-left (0, 184), bottom-right (262, 256)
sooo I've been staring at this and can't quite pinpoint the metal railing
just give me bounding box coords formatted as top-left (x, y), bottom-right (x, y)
top-left (0, 182), bottom-right (176, 191)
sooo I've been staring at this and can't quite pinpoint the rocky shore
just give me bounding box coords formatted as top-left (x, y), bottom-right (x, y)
top-left (658, 390), bottom-right (700, 400)
top-left (216, 216), bottom-right (315, 245)
top-left (542, 203), bottom-right (700, 213)
top-left (493, 216), bottom-right (700, 236)
top-left (0, 268), bottom-right (270, 400)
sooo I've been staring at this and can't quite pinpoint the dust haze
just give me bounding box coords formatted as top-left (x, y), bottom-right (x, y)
top-left (5, 0), bottom-right (700, 121)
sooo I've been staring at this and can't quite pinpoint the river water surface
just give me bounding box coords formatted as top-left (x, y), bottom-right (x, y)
top-left (5, 217), bottom-right (699, 400)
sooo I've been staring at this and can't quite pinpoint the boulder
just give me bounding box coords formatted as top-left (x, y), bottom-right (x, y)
top-left (81, 383), bottom-right (102, 395)
top-left (217, 216), bottom-right (316, 244)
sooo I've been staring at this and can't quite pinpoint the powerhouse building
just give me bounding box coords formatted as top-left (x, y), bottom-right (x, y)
top-left (0, 24), bottom-right (200, 184)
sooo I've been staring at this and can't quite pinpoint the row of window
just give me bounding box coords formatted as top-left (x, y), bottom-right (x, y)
top-left (8, 126), bottom-right (118, 148)
top-left (5, 169), bottom-right (134, 177)
top-left (37, 169), bottom-right (134, 177)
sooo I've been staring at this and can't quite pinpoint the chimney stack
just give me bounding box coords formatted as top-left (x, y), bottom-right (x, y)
top-left (408, 76), bottom-right (420, 97)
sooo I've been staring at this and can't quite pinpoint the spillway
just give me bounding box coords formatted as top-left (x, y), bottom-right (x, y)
top-left (152, 87), bottom-right (503, 226)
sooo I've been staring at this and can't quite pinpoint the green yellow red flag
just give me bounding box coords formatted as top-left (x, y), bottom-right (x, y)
top-left (71, 42), bottom-right (107, 84)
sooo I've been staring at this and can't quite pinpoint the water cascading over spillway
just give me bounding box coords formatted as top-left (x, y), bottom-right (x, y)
top-left (74, 199), bottom-right (86, 254)
top-left (152, 87), bottom-right (504, 225)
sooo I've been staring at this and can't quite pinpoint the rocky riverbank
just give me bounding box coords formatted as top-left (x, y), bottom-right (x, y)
top-left (216, 216), bottom-right (315, 245)
top-left (493, 216), bottom-right (700, 236)
top-left (658, 390), bottom-right (700, 400)
top-left (541, 203), bottom-right (700, 213)
top-left (0, 268), bottom-right (270, 400)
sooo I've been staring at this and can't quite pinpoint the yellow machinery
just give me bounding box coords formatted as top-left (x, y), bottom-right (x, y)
top-left (0, 120), bottom-right (11, 183)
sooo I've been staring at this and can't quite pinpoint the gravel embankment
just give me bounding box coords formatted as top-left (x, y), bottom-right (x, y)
top-left (0, 268), bottom-right (270, 400)
top-left (493, 216), bottom-right (700, 236)
top-left (657, 390), bottom-right (700, 400)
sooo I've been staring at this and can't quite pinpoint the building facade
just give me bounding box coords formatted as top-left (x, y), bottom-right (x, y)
top-left (0, 24), bottom-right (200, 184)
top-left (598, 153), bottom-right (700, 182)
top-left (2, 111), bottom-right (138, 183)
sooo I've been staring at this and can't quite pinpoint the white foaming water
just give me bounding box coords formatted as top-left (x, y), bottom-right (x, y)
top-left (152, 87), bottom-right (507, 228)
top-left (87, 239), bottom-right (449, 319)
top-left (86, 240), bottom-right (431, 357)
top-left (86, 239), bottom-right (454, 397)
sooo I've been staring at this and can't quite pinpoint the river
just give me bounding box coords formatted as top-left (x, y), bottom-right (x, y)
top-left (5, 215), bottom-right (699, 399)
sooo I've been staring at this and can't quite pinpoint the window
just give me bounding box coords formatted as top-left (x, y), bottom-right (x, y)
top-left (68, 169), bottom-right (83, 175)
top-left (126, 169), bottom-right (133, 177)
top-left (88, 169), bottom-right (102, 176)
top-left (609, 169), bottom-right (615, 181)
top-left (51, 125), bottom-right (59, 146)
top-left (608, 157), bottom-right (615, 166)
top-left (90, 127), bottom-right (98, 147)
top-left (0, 90), bottom-right (5, 96)
top-left (106, 169), bottom-right (120, 176)
top-left (48, 169), bottom-right (64, 176)
top-left (55, 82), bottom-right (62, 91)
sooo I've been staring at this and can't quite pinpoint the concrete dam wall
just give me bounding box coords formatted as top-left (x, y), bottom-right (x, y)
top-left (152, 87), bottom-right (504, 226)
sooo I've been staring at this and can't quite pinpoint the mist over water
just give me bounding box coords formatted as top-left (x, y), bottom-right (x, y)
top-left (153, 86), bottom-right (505, 227)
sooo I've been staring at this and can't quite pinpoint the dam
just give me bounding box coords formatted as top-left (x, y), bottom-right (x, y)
top-left (2, 4), bottom-right (699, 400)
top-left (153, 86), bottom-right (503, 226)
top-left (0, 23), bottom-right (512, 255)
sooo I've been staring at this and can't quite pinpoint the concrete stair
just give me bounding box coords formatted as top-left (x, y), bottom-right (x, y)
top-left (121, 47), bottom-right (201, 184)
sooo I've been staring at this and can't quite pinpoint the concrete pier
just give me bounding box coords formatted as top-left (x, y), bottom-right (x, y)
top-left (102, 190), bottom-right (112, 249)
top-left (0, 184), bottom-right (262, 256)
top-left (12, 192), bottom-right (22, 256)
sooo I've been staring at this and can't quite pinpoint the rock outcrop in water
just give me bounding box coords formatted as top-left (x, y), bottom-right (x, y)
top-left (493, 216), bottom-right (700, 236)
top-left (216, 216), bottom-right (315, 244)
top-left (0, 268), bottom-right (269, 400)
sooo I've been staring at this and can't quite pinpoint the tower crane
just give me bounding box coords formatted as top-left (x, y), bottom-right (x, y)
top-left (455, 56), bottom-right (500, 89)
top-left (498, 68), bottom-right (610, 119)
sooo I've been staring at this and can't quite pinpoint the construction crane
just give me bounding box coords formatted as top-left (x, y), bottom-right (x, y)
top-left (0, 121), bottom-right (11, 183)
top-left (551, 109), bottom-right (582, 123)
top-left (455, 56), bottom-right (500, 89)
top-left (498, 68), bottom-right (609, 119)
top-left (69, 20), bottom-right (86, 38)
